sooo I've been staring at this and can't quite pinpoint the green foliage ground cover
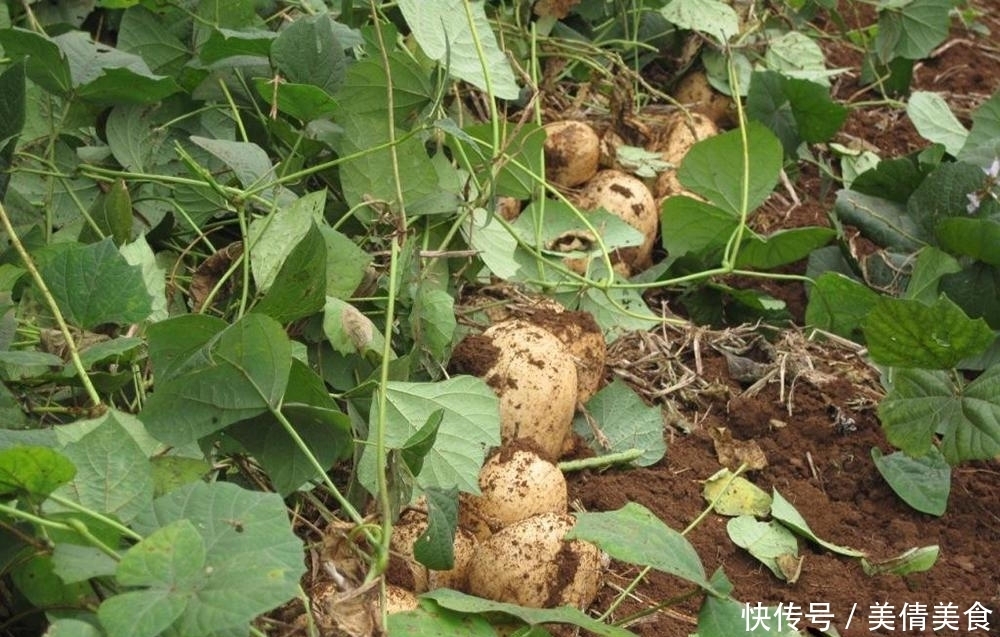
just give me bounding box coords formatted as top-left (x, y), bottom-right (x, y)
top-left (0, 0), bottom-right (996, 635)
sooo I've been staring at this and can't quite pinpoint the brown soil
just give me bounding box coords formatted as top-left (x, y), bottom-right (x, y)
top-left (565, 5), bottom-right (1000, 637)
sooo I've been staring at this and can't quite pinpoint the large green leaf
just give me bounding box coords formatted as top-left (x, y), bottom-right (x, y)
top-left (48, 412), bottom-right (153, 524)
top-left (746, 70), bottom-right (847, 156)
top-left (419, 589), bottom-right (634, 637)
top-left (875, 0), bottom-right (951, 61)
top-left (142, 314), bottom-right (292, 446)
top-left (33, 238), bottom-right (154, 329)
top-left (568, 502), bottom-right (719, 594)
top-left (871, 447), bottom-right (950, 516)
top-left (226, 359), bottom-right (353, 496)
top-left (805, 272), bottom-right (880, 342)
top-left (0, 28), bottom-right (73, 96)
top-left (448, 122), bottom-right (546, 200)
top-left (907, 91), bottom-right (968, 155)
top-left (247, 190), bottom-right (324, 293)
top-left (270, 13), bottom-right (346, 95)
top-left (735, 226), bottom-right (835, 270)
top-left (126, 482), bottom-right (305, 636)
top-left (397, 0), bottom-right (519, 100)
top-left (53, 31), bottom-right (180, 104)
top-left (146, 314), bottom-right (227, 382)
top-left (0, 447), bottom-right (75, 501)
top-left (935, 217), bottom-right (1000, 266)
top-left (660, 196), bottom-right (739, 265)
top-left (833, 189), bottom-right (926, 251)
top-left (863, 295), bottom-right (994, 368)
top-left (572, 379), bottom-right (665, 466)
top-left (252, 222), bottom-right (327, 323)
top-left (879, 366), bottom-right (1000, 463)
top-left (98, 520), bottom-right (204, 637)
top-left (359, 377), bottom-right (501, 495)
top-left (660, 0), bottom-right (739, 43)
top-left (677, 122), bottom-right (782, 217)
top-left (117, 6), bottom-right (189, 76)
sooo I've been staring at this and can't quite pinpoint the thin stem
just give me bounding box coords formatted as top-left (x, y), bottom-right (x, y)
top-left (0, 202), bottom-right (103, 410)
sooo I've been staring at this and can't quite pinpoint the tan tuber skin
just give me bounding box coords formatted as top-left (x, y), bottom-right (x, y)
top-left (466, 512), bottom-right (603, 610)
top-left (574, 169), bottom-right (659, 274)
top-left (544, 120), bottom-right (601, 188)
top-left (459, 447), bottom-right (569, 540)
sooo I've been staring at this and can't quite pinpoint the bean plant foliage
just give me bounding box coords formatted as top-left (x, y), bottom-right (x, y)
top-left (0, 0), bottom-right (996, 636)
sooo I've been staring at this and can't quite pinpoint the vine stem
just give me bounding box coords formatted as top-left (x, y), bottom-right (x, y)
top-left (0, 202), bottom-right (103, 410)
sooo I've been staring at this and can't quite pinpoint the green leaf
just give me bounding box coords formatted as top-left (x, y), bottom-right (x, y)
top-left (861, 545), bottom-right (939, 576)
top-left (49, 412), bottom-right (154, 524)
top-left (335, 112), bottom-right (443, 214)
top-left (53, 31), bottom-right (180, 104)
top-left (940, 263), bottom-right (1000, 329)
top-left (660, 196), bottom-right (739, 265)
top-left (402, 409), bottom-right (444, 479)
top-left (80, 179), bottom-right (132, 245)
top-left (52, 543), bottom-right (118, 584)
top-left (736, 226), bottom-right (835, 269)
top-left (833, 189), bottom-right (927, 251)
top-left (321, 226), bottom-right (371, 299)
top-left (248, 190), bottom-right (324, 293)
top-left (879, 366), bottom-right (1000, 462)
top-left (253, 79), bottom-right (339, 121)
top-left (150, 456), bottom-right (211, 498)
top-left (763, 31), bottom-right (838, 84)
top-left (360, 377), bottom-right (502, 495)
top-left (397, 0), bottom-right (520, 100)
top-left (413, 287), bottom-right (457, 361)
top-left (568, 502), bottom-right (718, 593)
top-left (871, 447), bottom-right (950, 516)
top-left (936, 217), bottom-right (1000, 266)
top-left (698, 594), bottom-right (801, 636)
top-left (727, 516), bottom-right (800, 581)
top-left (770, 489), bottom-right (865, 557)
top-left (904, 246), bottom-right (962, 303)
top-left (579, 286), bottom-right (661, 339)
top-left (118, 6), bottom-right (189, 75)
top-left (226, 358), bottom-right (353, 496)
top-left (142, 314), bottom-right (292, 446)
top-left (746, 70), bottom-right (848, 156)
top-left (98, 589), bottom-right (186, 637)
top-left (128, 482), bottom-right (305, 636)
top-left (270, 13), bottom-right (346, 95)
top-left (200, 28), bottom-right (274, 65)
top-left (118, 518), bottom-right (206, 587)
top-left (386, 599), bottom-right (496, 636)
top-left (119, 235), bottom-right (169, 323)
top-left (448, 122), bottom-right (546, 200)
top-left (412, 486), bottom-right (459, 571)
top-left (678, 123), bottom-right (782, 216)
top-left (851, 156), bottom-right (926, 204)
top-left (0, 447), bottom-right (75, 500)
top-left (0, 28), bottom-right (73, 96)
top-left (573, 379), bottom-right (665, 466)
top-left (146, 314), bottom-right (227, 382)
top-left (190, 136), bottom-right (275, 190)
top-left (421, 589), bottom-right (635, 637)
top-left (805, 272), bottom-right (880, 341)
top-left (909, 161), bottom-right (996, 239)
top-left (660, 0), bottom-right (739, 43)
top-left (876, 0), bottom-right (951, 61)
top-left (253, 222), bottom-right (327, 323)
top-left (907, 91), bottom-right (968, 155)
top-left (863, 295), bottom-right (995, 368)
top-left (33, 238), bottom-right (153, 329)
